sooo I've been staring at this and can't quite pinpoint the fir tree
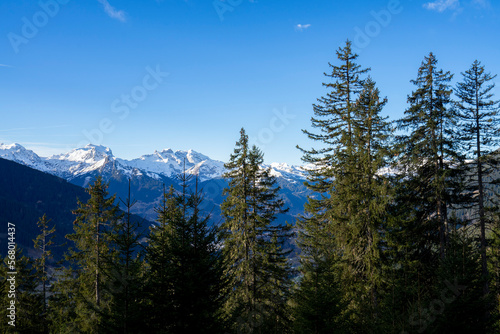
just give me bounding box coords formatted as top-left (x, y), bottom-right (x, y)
top-left (295, 41), bottom-right (370, 331)
top-left (33, 214), bottom-right (56, 332)
top-left (296, 42), bottom-right (393, 331)
top-left (105, 179), bottom-right (146, 333)
top-left (56, 176), bottom-right (122, 333)
top-left (455, 60), bottom-right (500, 298)
top-left (395, 52), bottom-right (457, 261)
top-left (292, 256), bottom-right (347, 334)
top-left (145, 172), bottom-right (227, 333)
top-left (0, 248), bottom-right (45, 333)
top-left (144, 185), bottom-right (180, 332)
top-left (348, 77), bottom-right (392, 329)
top-left (221, 128), bottom-right (291, 333)
top-left (431, 222), bottom-right (489, 334)
top-left (390, 52), bottom-right (463, 332)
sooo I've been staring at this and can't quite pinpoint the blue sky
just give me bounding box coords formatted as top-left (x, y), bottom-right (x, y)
top-left (0, 0), bottom-right (499, 165)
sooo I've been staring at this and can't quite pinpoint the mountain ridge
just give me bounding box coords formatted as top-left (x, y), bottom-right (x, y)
top-left (0, 143), bottom-right (307, 182)
top-left (0, 143), bottom-right (311, 223)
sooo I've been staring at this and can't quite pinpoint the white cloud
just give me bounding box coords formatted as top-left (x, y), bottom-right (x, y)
top-left (295, 24), bottom-right (311, 31)
top-left (423, 0), bottom-right (460, 12)
top-left (0, 64), bottom-right (12, 67)
top-left (97, 0), bottom-right (127, 22)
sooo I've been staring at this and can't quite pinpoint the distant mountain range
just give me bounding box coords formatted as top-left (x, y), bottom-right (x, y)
top-left (0, 143), bottom-right (311, 225)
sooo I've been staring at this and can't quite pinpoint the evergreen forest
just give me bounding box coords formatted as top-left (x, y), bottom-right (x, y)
top-left (2, 40), bottom-right (500, 333)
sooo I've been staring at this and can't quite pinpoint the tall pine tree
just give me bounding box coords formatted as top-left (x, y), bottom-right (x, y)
top-left (33, 214), bottom-right (56, 332)
top-left (105, 179), bottom-right (146, 333)
top-left (391, 52), bottom-right (463, 332)
top-left (221, 128), bottom-right (291, 333)
top-left (295, 41), bottom-right (369, 331)
top-left (455, 60), bottom-right (500, 299)
top-left (53, 176), bottom-right (122, 333)
top-left (144, 171), bottom-right (227, 333)
top-left (296, 41), bottom-right (393, 331)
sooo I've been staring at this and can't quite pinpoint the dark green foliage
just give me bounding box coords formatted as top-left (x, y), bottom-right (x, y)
top-left (51, 176), bottom-right (122, 333)
top-left (0, 249), bottom-right (45, 333)
top-left (104, 179), bottom-right (147, 333)
top-left (221, 128), bottom-right (292, 333)
top-left (292, 258), bottom-right (348, 334)
top-left (395, 52), bottom-right (459, 261)
top-left (144, 185), bottom-right (179, 332)
top-left (33, 214), bottom-right (56, 332)
top-left (4, 45), bottom-right (500, 334)
top-left (144, 169), bottom-right (227, 333)
top-left (296, 41), bottom-right (393, 332)
top-left (430, 226), bottom-right (489, 334)
top-left (455, 60), bottom-right (500, 301)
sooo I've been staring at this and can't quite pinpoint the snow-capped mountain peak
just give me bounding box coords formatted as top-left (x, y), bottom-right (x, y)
top-left (123, 149), bottom-right (225, 181)
top-left (0, 143), bottom-right (51, 172)
top-left (0, 143), bottom-right (306, 184)
top-left (267, 162), bottom-right (307, 180)
top-left (50, 144), bottom-right (114, 164)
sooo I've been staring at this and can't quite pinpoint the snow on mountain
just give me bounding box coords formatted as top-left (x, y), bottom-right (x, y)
top-left (267, 162), bottom-right (307, 181)
top-left (0, 143), bottom-right (52, 173)
top-left (120, 149), bottom-right (226, 182)
top-left (50, 144), bottom-right (114, 164)
top-left (0, 143), bottom-right (306, 182)
top-left (46, 144), bottom-right (120, 179)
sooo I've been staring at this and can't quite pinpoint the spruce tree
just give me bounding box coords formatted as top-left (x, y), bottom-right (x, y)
top-left (431, 222), bottom-right (488, 334)
top-left (144, 185), bottom-right (179, 332)
top-left (295, 41), bottom-right (370, 331)
top-left (33, 214), bottom-right (56, 332)
top-left (105, 179), bottom-right (146, 333)
top-left (391, 52), bottom-right (462, 331)
top-left (291, 256), bottom-right (347, 334)
top-left (349, 77), bottom-right (393, 330)
top-left (395, 52), bottom-right (457, 260)
top-left (56, 176), bottom-right (122, 332)
top-left (296, 41), bottom-right (393, 331)
top-left (145, 174), bottom-right (227, 333)
top-left (0, 248), bottom-right (44, 333)
top-left (221, 128), bottom-right (291, 333)
top-left (455, 60), bottom-right (500, 298)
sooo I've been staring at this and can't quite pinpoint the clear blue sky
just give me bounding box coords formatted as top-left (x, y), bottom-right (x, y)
top-left (0, 0), bottom-right (499, 165)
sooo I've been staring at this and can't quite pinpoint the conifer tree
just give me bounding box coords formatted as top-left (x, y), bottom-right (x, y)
top-left (33, 214), bottom-right (56, 332)
top-left (0, 248), bottom-right (44, 333)
top-left (291, 256), bottom-right (347, 334)
top-left (56, 176), bottom-right (122, 332)
top-left (391, 53), bottom-right (462, 331)
top-left (105, 179), bottom-right (146, 333)
top-left (348, 77), bottom-right (392, 329)
top-left (221, 128), bottom-right (291, 333)
top-left (455, 60), bottom-right (500, 298)
top-left (295, 41), bottom-right (370, 331)
top-left (145, 173), bottom-right (227, 333)
top-left (296, 41), bottom-right (394, 331)
top-left (395, 52), bottom-right (457, 261)
top-left (144, 185), bottom-right (179, 332)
